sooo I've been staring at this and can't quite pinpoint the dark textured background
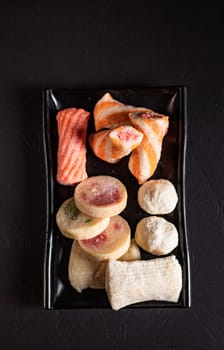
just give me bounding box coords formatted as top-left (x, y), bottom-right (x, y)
top-left (1, 1), bottom-right (224, 349)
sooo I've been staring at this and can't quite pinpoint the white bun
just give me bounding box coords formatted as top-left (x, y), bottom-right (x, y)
top-left (138, 179), bottom-right (178, 214)
top-left (135, 216), bottom-right (178, 256)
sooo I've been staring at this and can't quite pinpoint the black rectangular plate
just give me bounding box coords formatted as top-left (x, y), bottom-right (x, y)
top-left (42, 87), bottom-right (191, 309)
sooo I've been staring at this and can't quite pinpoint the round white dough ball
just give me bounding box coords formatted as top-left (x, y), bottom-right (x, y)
top-left (135, 216), bottom-right (178, 255)
top-left (138, 179), bottom-right (178, 214)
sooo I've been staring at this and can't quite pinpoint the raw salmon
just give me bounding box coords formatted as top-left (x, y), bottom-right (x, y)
top-left (128, 110), bottom-right (169, 184)
top-left (56, 107), bottom-right (90, 185)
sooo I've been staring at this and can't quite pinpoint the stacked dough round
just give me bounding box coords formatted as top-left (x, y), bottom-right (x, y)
top-left (56, 175), bottom-right (131, 262)
top-left (74, 175), bottom-right (128, 218)
top-left (56, 197), bottom-right (110, 240)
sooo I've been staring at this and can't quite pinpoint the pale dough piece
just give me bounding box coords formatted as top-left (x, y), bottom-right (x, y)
top-left (105, 255), bottom-right (182, 310)
top-left (56, 197), bottom-right (110, 240)
top-left (135, 216), bottom-right (178, 255)
top-left (90, 262), bottom-right (108, 289)
top-left (138, 179), bottom-right (178, 214)
top-left (68, 238), bottom-right (141, 293)
top-left (74, 175), bottom-right (127, 218)
top-left (119, 238), bottom-right (141, 261)
top-left (78, 215), bottom-right (131, 261)
top-left (92, 239), bottom-right (141, 287)
top-left (68, 240), bottom-right (103, 293)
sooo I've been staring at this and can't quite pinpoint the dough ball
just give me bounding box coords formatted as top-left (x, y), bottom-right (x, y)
top-left (135, 216), bottom-right (178, 255)
top-left (138, 179), bottom-right (178, 214)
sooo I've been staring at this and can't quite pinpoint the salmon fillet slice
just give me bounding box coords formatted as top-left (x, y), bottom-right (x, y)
top-left (56, 107), bottom-right (90, 185)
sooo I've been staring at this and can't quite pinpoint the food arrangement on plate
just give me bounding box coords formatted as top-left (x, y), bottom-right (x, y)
top-left (54, 92), bottom-right (183, 311)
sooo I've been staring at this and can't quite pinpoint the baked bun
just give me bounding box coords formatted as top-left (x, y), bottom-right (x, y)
top-left (135, 216), bottom-right (178, 256)
top-left (78, 215), bottom-right (131, 261)
top-left (138, 179), bottom-right (178, 214)
top-left (56, 197), bottom-right (110, 240)
top-left (74, 175), bottom-right (127, 218)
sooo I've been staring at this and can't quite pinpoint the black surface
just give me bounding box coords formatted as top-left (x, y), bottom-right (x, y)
top-left (43, 87), bottom-right (190, 309)
top-left (1, 1), bottom-right (224, 349)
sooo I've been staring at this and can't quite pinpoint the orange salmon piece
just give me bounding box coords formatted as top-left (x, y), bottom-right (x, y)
top-left (56, 108), bottom-right (90, 185)
top-left (93, 92), bottom-right (149, 131)
top-left (128, 110), bottom-right (169, 184)
top-left (89, 125), bottom-right (143, 163)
